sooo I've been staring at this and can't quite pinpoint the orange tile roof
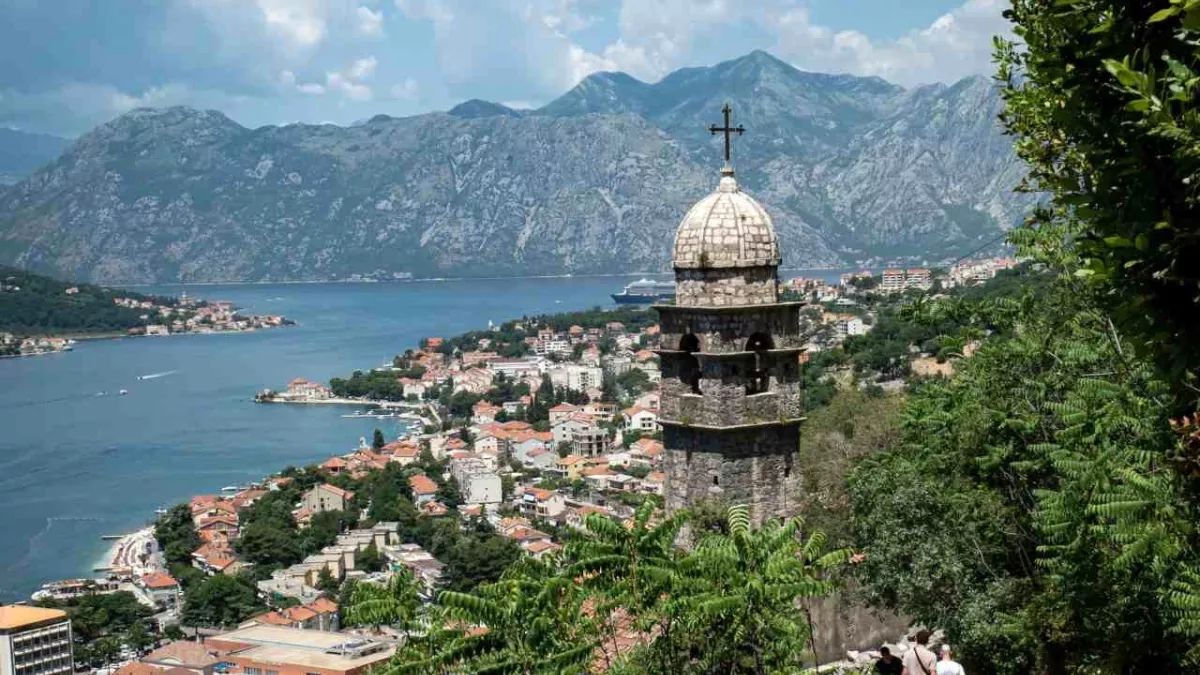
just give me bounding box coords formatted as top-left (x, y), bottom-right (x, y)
top-left (317, 483), bottom-right (353, 500)
top-left (524, 540), bottom-right (561, 554)
top-left (114, 663), bottom-right (159, 675)
top-left (283, 606), bottom-right (317, 622)
top-left (251, 611), bottom-right (294, 626)
top-left (321, 456), bottom-right (348, 469)
top-left (524, 487), bottom-right (555, 500)
top-left (144, 640), bottom-right (224, 666)
top-left (644, 471), bottom-right (665, 483)
top-left (549, 403), bottom-right (578, 412)
top-left (141, 572), bottom-right (179, 589)
top-left (557, 454), bottom-right (585, 466)
top-left (307, 596), bottom-right (339, 614)
top-left (409, 474), bottom-right (439, 495)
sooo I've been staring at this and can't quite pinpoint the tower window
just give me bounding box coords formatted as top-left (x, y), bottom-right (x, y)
top-left (712, 475), bottom-right (719, 486)
top-left (679, 333), bottom-right (701, 394)
top-left (746, 332), bottom-right (774, 351)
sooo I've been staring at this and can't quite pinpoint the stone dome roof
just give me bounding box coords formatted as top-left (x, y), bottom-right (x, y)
top-left (672, 170), bottom-right (781, 269)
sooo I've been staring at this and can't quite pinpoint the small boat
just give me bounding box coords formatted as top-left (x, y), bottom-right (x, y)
top-left (220, 485), bottom-right (239, 492)
top-left (154, 507), bottom-right (168, 515)
top-left (119, 389), bottom-right (128, 396)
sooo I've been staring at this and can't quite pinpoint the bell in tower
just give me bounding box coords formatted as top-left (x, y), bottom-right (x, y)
top-left (655, 104), bottom-right (804, 525)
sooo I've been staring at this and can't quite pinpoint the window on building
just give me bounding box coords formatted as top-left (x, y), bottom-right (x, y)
top-left (679, 333), bottom-right (701, 394)
top-left (245, 667), bottom-right (262, 675)
top-left (712, 475), bottom-right (719, 486)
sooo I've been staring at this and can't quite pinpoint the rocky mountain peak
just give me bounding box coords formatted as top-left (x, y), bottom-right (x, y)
top-left (0, 52), bottom-right (1028, 284)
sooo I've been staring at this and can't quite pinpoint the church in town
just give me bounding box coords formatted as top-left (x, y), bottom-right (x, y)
top-left (657, 105), bottom-right (805, 525)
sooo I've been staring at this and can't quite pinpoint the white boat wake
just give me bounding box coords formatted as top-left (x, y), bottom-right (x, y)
top-left (136, 370), bottom-right (177, 380)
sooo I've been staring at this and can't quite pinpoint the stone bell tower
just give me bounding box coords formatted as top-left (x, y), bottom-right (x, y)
top-left (656, 104), bottom-right (804, 525)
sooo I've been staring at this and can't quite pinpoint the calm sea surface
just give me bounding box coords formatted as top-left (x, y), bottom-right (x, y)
top-left (0, 270), bottom-right (850, 602)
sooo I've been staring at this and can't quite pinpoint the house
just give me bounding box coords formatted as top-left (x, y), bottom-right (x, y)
top-left (302, 484), bottom-right (354, 515)
top-left (566, 505), bottom-right (611, 530)
top-left (135, 572), bottom-right (180, 609)
top-left (519, 487), bottom-right (566, 518)
top-left (472, 400), bottom-right (501, 424)
top-left (320, 456), bottom-right (349, 475)
top-left (286, 378), bottom-right (331, 400)
top-left (420, 500), bottom-right (450, 517)
top-left (140, 639), bottom-right (226, 674)
top-left (571, 426), bottom-right (609, 458)
top-left (548, 403), bottom-right (578, 425)
top-left (623, 407), bottom-right (659, 433)
top-left (552, 412), bottom-right (597, 445)
top-left (195, 514), bottom-right (239, 538)
top-left (191, 542), bottom-right (239, 576)
top-left (641, 471), bottom-right (665, 496)
top-left (629, 439), bottom-right (664, 468)
top-left (461, 472), bottom-right (502, 506)
top-left (555, 454), bottom-right (588, 480)
top-left (634, 391), bottom-right (660, 411)
top-left (409, 474), bottom-right (439, 504)
top-left (518, 446), bottom-right (556, 471)
top-left (522, 540), bottom-right (562, 559)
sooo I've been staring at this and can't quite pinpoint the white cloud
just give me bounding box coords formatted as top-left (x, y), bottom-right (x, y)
top-left (390, 77), bottom-right (420, 100)
top-left (356, 5), bottom-right (384, 36)
top-left (597, 0), bottom-right (1010, 87)
top-left (298, 82), bottom-right (327, 95)
top-left (349, 55), bottom-right (378, 80)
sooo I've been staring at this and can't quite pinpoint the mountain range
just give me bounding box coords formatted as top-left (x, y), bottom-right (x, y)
top-left (0, 51), bottom-right (1029, 283)
top-left (0, 128), bottom-right (69, 186)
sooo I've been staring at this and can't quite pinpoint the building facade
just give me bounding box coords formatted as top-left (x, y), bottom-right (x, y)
top-left (656, 126), bottom-right (803, 526)
top-left (0, 606), bottom-right (73, 675)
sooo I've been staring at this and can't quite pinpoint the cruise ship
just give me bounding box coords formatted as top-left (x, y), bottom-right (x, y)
top-left (611, 278), bottom-right (676, 304)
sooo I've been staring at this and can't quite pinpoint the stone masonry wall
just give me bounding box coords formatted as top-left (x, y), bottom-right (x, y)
top-left (658, 304), bottom-right (804, 353)
top-left (675, 266), bottom-right (778, 307)
top-left (663, 424), bottom-right (802, 525)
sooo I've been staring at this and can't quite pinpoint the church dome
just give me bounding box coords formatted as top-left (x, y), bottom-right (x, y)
top-left (672, 170), bottom-right (781, 270)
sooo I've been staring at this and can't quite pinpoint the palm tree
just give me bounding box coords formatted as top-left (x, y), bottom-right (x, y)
top-left (344, 567), bottom-right (423, 630)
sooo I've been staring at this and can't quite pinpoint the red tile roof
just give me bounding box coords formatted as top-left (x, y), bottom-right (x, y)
top-left (141, 572), bottom-right (179, 589)
top-left (307, 596), bottom-right (339, 614)
top-left (409, 474), bottom-right (439, 495)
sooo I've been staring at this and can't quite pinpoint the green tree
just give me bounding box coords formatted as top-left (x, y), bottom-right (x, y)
top-left (124, 622), bottom-right (154, 655)
top-left (236, 521), bottom-right (303, 567)
top-left (373, 428), bottom-right (386, 450)
top-left (154, 504), bottom-right (201, 567)
top-left (850, 276), bottom-right (1199, 673)
top-left (315, 567), bottom-right (340, 594)
top-left (357, 541), bottom-right (385, 573)
top-left (996, 0), bottom-right (1200, 403)
top-left (344, 567), bottom-right (422, 630)
top-left (181, 575), bottom-right (261, 627)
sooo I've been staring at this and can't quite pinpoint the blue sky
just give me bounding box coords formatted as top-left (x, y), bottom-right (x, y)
top-left (0, 0), bottom-right (1010, 137)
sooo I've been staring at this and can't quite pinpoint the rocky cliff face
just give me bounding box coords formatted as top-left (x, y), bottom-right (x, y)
top-left (0, 51), bottom-right (1030, 283)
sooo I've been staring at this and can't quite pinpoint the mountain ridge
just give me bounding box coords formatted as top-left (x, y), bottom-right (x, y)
top-left (0, 52), bottom-right (1027, 283)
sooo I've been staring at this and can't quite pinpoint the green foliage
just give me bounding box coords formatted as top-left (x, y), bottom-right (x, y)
top-left (796, 389), bottom-right (904, 546)
top-left (37, 591), bottom-right (153, 642)
top-left (996, 0), bottom-right (1200, 401)
top-left (849, 274), bottom-right (1200, 673)
top-left (155, 503), bottom-right (202, 567)
top-left (344, 568), bottom-right (423, 630)
top-left (315, 567), bottom-right (340, 594)
top-left (180, 574), bottom-right (262, 628)
top-left (349, 503), bottom-right (847, 675)
top-left (0, 265), bottom-right (179, 334)
top-left (236, 520), bottom-right (303, 567)
top-left (358, 541), bottom-right (385, 573)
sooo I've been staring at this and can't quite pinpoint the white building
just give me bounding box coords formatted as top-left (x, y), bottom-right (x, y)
top-left (462, 472), bottom-right (503, 506)
top-left (0, 606), bottom-right (73, 675)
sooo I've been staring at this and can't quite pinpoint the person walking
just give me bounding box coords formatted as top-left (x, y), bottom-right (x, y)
top-left (936, 644), bottom-right (965, 675)
top-left (875, 646), bottom-right (902, 675)
top-left (901, 630), bottom-right (938, 675)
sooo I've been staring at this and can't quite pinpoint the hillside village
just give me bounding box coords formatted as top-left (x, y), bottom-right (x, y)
top-left (20, 258), bottom-right (1031, 675)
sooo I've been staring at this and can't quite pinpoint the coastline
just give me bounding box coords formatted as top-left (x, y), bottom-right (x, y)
top-left (118, 266), bottom-right (864, 288)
